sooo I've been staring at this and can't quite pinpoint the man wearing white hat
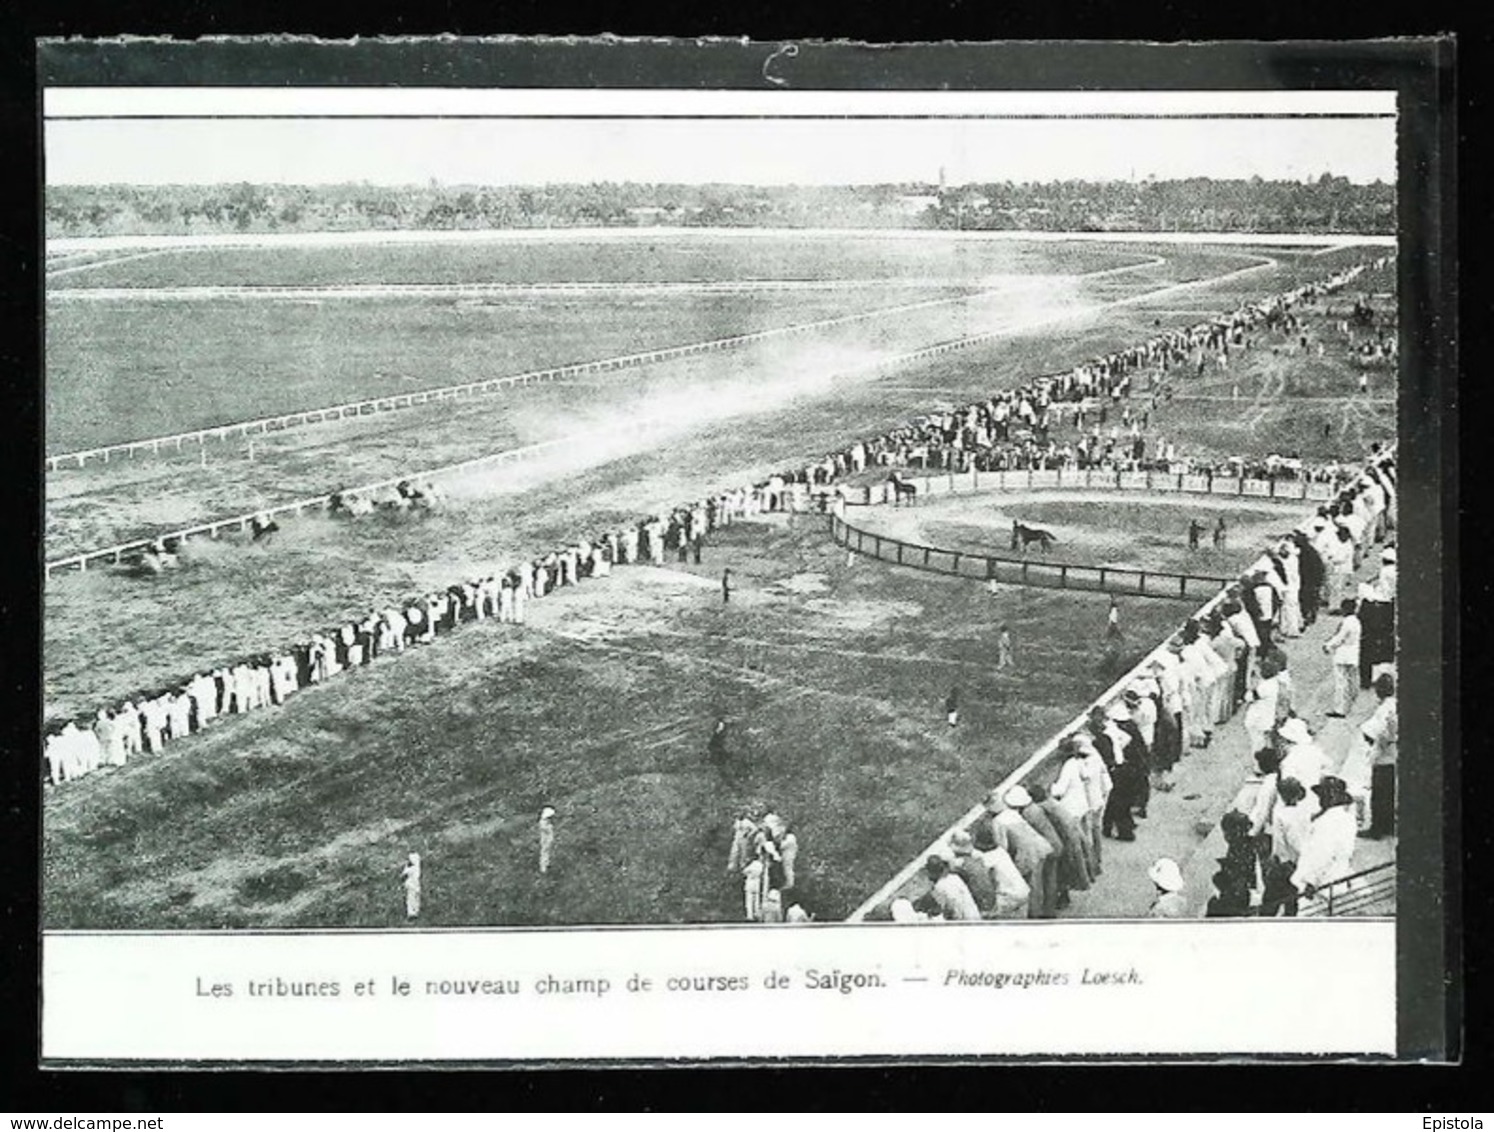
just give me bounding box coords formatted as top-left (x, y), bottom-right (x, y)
top-left (1277, 716), bottom-right (1330, 789)
top-left (1011, 784), bottom-right (1070, 911)
top-left (990, 788), bottom-right (1058, 919)
top-left (1146, 858), bottom-right (1188, 918)
top-left (947, 829), bottom-right (1000, 916)
top-left (1088, 705), bottom-right (1137, 841)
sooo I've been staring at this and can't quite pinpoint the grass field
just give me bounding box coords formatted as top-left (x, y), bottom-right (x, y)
top-left (46, 233), bottom-right (1147, 290)
top-left (42, 515), bottom-right (1191, 929)
top-left (42, 240), bottom-right (1285, 552)
top-left (46, 285), bottom-right (982, 454)
top-left (41, 232), bottom-right (1397, 928)
top-left (43, 246), bottom-right (1393, 718)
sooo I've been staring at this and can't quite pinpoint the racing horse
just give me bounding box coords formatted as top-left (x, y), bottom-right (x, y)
top-left (888, 472), bottom-right (918, 508)
top-left (1011, 520), bottom-right (1056, 553)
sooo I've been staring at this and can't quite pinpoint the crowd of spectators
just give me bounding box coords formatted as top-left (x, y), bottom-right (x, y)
top-left (886, 443), bottom-right (1396, 922)
top-left (727, 808), bottom-right (809, 923)
top-left (43, 253), bottom-right (1394, 895)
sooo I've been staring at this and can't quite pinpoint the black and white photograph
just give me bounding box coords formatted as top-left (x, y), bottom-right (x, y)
top-left (31, 38), bottom-right (1456, 1065)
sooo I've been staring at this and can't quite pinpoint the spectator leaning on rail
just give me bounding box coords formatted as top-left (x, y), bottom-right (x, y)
top-left (1291, 776), bottom-right (1359, 904)
top-left (917, 853), bottom-right (982, 922)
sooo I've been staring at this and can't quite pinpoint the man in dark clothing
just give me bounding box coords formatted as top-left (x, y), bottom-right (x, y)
top-left (707, 718), bottom-right (730, 764)
top-left (721, 568), bottom-right (732, 604)
top-left (1293, 531), bottom-right (1326, 627)
top-left (1088, 707), bottom-right (1136, 841)
top-left (1188, 518), bottom-right (1203, 549)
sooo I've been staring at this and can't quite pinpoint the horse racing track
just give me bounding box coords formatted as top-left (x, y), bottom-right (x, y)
top-left (42, 230), bottom-right (1393, 928)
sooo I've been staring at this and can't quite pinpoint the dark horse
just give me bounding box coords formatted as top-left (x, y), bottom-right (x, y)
top-left (1011, 520), bottom-right (1056, 553)
top-left (888, 472), bottom-right (918, 507)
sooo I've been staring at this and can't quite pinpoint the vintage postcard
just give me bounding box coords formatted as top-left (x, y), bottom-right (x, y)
top-left (34, 38), bottom-right (1454, 1064)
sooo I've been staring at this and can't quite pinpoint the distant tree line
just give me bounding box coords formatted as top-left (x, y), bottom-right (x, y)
top-left (45, 177), bottom-right (1394, 239)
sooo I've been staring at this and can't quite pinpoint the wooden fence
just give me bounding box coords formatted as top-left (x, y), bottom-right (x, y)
top-left (43, 283), bottom-right (1017, 471)
top-left (44, 432), bottom-right (588, 576)
top-left (838, 464), bottom-right (1341, 507)
top-left (829, 512), bottom-right (1230, 602)
top-left (44, 249), bottom-right (1262, 472)
top-left (844, 451), bottom-right (1391, 922)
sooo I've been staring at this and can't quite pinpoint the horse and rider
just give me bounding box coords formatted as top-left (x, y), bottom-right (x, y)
top-left (329, 480), bottom-right (442, 519)
top-left (1011, 520), bottom-right (1056, 553)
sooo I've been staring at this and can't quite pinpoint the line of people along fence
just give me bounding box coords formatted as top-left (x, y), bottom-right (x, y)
top-left (45, 245), bottom-right (1247, 472)
top-left (829, 511), bottom-right (1232, 602)
top-left (845, 446), bottom-right (1395, 922)
top-left (44, 272), bottom-right (1057, 471)
top-left (47, 253), bottom-right (1333, 570)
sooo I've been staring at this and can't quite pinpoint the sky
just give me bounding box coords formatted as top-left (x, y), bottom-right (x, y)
top-left (44, 90), bottom-right (1398, 187)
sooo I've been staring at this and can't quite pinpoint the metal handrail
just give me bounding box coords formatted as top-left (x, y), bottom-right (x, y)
top-left (845, 448), bottom-right (1394, 921)
top-left (1303, 860), bottom-right (1397, 917)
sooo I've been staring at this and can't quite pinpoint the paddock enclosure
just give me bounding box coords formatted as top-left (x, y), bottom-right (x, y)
top-left (42, 230), bottom-right (1397, 929)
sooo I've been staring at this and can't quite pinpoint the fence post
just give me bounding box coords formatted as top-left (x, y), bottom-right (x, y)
top-left (1099, 567), bottom-right (1108, 587)
top-left (896, 543), bottom-right (903, 564)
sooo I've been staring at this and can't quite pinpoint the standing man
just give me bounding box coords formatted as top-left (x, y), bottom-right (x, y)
top-left (945, 687), bottom-right (960, 729)
top-left (997, 624), bottom-right (1014, 670)
top-left (721, 567), bottom-right (732, 605)
top-left (1188, 518), bottom-right (1203, 550)
top-left (1360, 673), bottom-right (1397, 838)
top-left (1322, 599), bottom-right (1363, 718)
top-left (400, 853), bottom-right (422, 922)
top-left (1088, 706), bottom-right (1136, 842)
top-left (1103, 596), bottom-right (1124, 671)
top-left (538, 807), bottom-right (556, 876)
top-left (707, 718), bottom-right (730, 766)
top-left (1213, 517), bottom-right (1228, 549)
